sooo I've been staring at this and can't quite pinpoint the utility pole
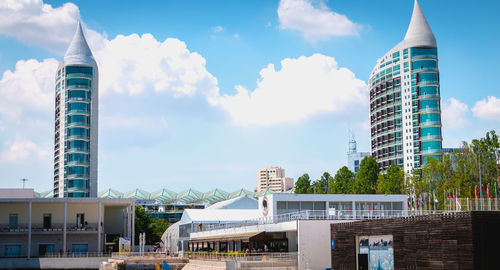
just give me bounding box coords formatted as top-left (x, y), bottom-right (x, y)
top-left (21, 178), bottom-right (28, 188)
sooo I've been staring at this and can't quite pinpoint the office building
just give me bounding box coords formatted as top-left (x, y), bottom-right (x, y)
top-left (369, 0), bottom-right (442, 173)
top-left (347, 134), bottom-right (370, 173)
top-left (53, 20), bottom-right (99, 197)
top-left (257, 167), bottom-right (294, 193)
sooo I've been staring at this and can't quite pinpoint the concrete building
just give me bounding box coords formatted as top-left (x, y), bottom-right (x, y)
top-left (54, 20), bottom-right (99, 197)
top-left (369, 0), bottom-right (442, 173)
top-left (257, 167), bottom-right (294, 192)
top-left (347, 134), bottom-right (370, 173)
top-left (0, 189), bottom-right (134, 258)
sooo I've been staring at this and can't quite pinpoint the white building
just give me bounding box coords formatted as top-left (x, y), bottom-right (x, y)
top-left (369, 0), bottom-right (442, 173)
top-left (257, 167), bottom-right (294, 192)
top-left (54, 20), bottom-right (99, 197)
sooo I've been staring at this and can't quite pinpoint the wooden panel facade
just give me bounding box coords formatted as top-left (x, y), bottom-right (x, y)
top-left (330, 211), bottom-right (500, 270)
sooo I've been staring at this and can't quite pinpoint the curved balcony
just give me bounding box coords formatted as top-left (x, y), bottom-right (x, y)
top-left (67, 84), bottom-right (91, 91)
top-left (67, 122), bottom-right (90, 128)
top-left (421, 149), bottom-right (442, 155)
top-left (411, 55), bottom-right (437, 60)
top-left (66, 148), bottom-right (89, 154)
top-left (417, 80), bottom-right (439, 86)
top-left (66, 174), bottom-right (89, 179)
top-left (419, 107), bottom-right (440, 113)
top-left (67, 161), bottom-right (90, 166)
top-left (420, 135), bottom-right (441, 141)
top-left (418, 93), bottom-right (439, 100)
top-left (67, 135), bottom-right (89, 141)
top-left (420, 120), bottom-right (441, 126)
top-left (66, 73), bottom-right (92, 79)
top-left (67, 109), bottom-right (90, 115)
top-left (68, 97), bottom-right (90, 102)
top-left (412, 67), bottom-right (438, 73)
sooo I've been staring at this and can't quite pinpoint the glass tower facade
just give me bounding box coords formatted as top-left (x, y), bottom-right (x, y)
top-left (54, 21), bottom-right (98, 197)
top-left (369, 1), bottom-right (442, 173)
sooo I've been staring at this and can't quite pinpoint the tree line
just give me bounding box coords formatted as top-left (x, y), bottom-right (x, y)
top-left (294, 130), bottom-right (499, 209)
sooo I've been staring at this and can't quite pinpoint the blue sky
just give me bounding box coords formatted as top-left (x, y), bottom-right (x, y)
top-left (0, 0), bottom-right (498, 193)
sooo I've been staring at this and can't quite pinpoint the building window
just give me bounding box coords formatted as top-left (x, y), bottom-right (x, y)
top-left (38, 244), bottom-right (55, 256)
top-left (72, 244), bottom-right (88, 254)
top-left (4, 245), bottom-right (21, 257)
top-left (76, 213), bottom-right (85, 228)
top-left (43, 214), bottom-right (52, 229)
top-left (9, 214), bottom-right (18, 229)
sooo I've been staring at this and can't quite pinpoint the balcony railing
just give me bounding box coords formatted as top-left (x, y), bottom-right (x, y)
top-left (420, 120), bottom-right (441, 126)
top-left (66, 84), bottom-right (91, 90)
top-left (0, 223), bottom-right (98, 233)
top-left (421, 149), bottom-right (442, 155)
top-left (66, 73), bottom-right (92, 79)
top-left (419, 107), bottom-right (440, 113)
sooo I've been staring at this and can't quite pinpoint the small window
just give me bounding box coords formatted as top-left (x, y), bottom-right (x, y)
top-left (9, 214), bottom-right (18, 229)
top-left (43, 213), bottom-right (52, 229)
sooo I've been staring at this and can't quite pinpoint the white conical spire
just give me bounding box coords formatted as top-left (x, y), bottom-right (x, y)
top-left (63, 19), bottom-right (96, 66)
top-left (403, 0), bottom-right (436, 47)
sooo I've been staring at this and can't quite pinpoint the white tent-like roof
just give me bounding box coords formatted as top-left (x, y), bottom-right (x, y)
top-left (206, 195), bottom-right (258, 210)
top-left (179, 209), bottom-right (261, 225)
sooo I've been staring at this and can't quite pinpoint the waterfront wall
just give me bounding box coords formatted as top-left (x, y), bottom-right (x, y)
top-left (0, 257), bottom-right (107, 269)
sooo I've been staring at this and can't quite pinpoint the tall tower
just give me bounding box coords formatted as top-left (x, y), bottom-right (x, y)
top-left (369, 0), bottom-right (442, 173)
top-left (53, 20), bottom-right (98, 197)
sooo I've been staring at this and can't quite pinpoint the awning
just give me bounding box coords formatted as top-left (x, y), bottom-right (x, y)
top-left (190, 231), bottom-right (265, 242)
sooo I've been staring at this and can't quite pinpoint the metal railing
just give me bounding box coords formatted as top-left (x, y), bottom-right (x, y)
top-left (185, 252), bottom-right (298, 268)
top-left (197, 210), bottom-right (409, 232)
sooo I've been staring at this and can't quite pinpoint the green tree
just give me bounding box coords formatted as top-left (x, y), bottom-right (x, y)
top-left (352, 156), bottom-right (379, 194)
top-left (330, 166), bottom-right (354, 194)
top-left (135, 206), bottom-right (169, 245)
top-left (309, 172), bottom-right (332, 194)
top-left (294, 173), bottom-right (311, 194)
top-left (376, 165), bottom-right (404, 194)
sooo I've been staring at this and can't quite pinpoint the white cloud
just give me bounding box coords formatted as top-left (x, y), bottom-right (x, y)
top-left (96, 34), bottom-right (218, 97)
top-left (209, 54), bottom-right (367, 126)
top-left (1, 140), bottom-right (50, 163)
top-left (472, 96), bottom-right (500, 122)
top-left (0, 0), bottom-right (105, 54)
top-left (441, 97), bottom-right (469, 129)
top-left (277, 0), bottom-right (360, 42)
top-left (212, 26), bottom-right (224, 33)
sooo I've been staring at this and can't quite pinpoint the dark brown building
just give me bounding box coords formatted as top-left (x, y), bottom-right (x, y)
top-left (330, 211), bottom-right (500, 270)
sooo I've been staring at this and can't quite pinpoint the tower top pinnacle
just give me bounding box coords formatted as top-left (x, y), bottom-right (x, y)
top-left (402, 0), bottom-right (436, 48)
top-left (63, 19), bottom-right (96, 67)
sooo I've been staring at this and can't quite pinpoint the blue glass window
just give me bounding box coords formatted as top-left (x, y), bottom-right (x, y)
top-left (411, 47), bottom-right (437, 57)
top-left (420, 113), bottom-right (440, 123)
top-left (68, 140), bottom-right (89, 151)
top-left (421, 127), bottom-right (441, 138)
top-left (68, 127), bottom-right (89, 138)
top-left (419, 73), bottom-right (438, 84)
top-left (419, 86), bottom-right (438, 96)
top-left (67, 166), bottom-right (89, 177)
top-left (422, 141), bottom-right (441, 150)
top-left (68, 179), bottom-right (89, 189)
top-left (68, 192), bottom-right (88, 198)
top-left (420, 99), bottom-right (439, 109)
top-left (412, 60), bottom-right (437, 71)
top-left (69, 90), bottom-right (89, 100)
top-left (68, 102), bottom-right (89, 113)
top-left (68, 115), bottom-right (89, 125)
top-left (67, 78), bottom-right (91, 88)
top-left (66, 66), bottom-right (93, 76)
top-left (68, 153), bottom-right (89, 163)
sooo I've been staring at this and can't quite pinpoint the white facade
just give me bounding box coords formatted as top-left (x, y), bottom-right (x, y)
top-left (54, 21), bottom-right (99, 197)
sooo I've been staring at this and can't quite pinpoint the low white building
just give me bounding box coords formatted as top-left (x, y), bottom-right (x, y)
top-left (188, 193), bottom-right (408, 269)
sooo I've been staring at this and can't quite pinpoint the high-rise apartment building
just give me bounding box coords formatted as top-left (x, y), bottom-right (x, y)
top-left (369, 0), bottom-right (442, 173)
top-left (257, 167), bottom-right (294, 193)
top-left (53, 21), bottom-right (99, 197)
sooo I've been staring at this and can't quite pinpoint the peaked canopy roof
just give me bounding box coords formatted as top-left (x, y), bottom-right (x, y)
top-left (63, 20), bottom-right (97, 67)
top-left (399, 0), bottom-right (436, 48)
